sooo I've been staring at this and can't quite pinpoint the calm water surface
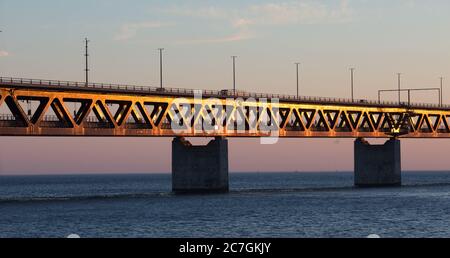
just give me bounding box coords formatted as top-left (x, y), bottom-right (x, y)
top-left (0, 172), bottom-right (450, 238)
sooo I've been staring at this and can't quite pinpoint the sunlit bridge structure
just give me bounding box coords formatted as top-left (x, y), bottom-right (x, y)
top-left (0, 77), bottom-right (448, 138)
top-left (0, 76), bottom-right (448, 193)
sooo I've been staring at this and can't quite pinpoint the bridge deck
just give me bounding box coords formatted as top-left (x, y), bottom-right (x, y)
top-left (0, 77), bottom-right (446, 110)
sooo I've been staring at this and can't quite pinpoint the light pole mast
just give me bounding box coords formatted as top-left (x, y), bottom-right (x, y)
top-left (440, 77), bottom-right (444, 106)
top-left (232, 56), bottom-right (237, 94)
top-left (295, 63), bottom-right (300, 98)
top-left (158, 48), bottom-right (164, 89)
top-left (350, 68), bottom-right (355, 101)
top-left (84, 38), bottom-right (90, 86)
top-left (397, 73), bottom-right (402, 103)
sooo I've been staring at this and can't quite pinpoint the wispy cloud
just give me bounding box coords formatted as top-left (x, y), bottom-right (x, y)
top-left (402, 0), bottom-right (417, 9)
top-left (163, 6), bottom-right (228, 19)
top-left (175, 30), bottom-right (254, 45)
top-left (0, 50), bottom-right (9, 57)
top-left (244, 0), bottom-right (353, 26)
top-left (114, 21), bottom-right (174, 41)
top-left (164, 1), bottom-right (353, 27)
top-left (162, 1), bottom-right (353, 44)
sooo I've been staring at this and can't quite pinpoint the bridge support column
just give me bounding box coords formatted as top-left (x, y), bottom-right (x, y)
top-left (172, 137), bottom-right (229, 193)
top-left (354, 138), bottom-right (401, 187)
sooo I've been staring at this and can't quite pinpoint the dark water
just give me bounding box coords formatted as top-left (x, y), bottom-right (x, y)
top-left (0, 172), bottom-right (450, 238)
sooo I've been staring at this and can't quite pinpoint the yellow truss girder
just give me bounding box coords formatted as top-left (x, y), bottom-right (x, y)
top-left (1, 87), bottom-right (450, 138)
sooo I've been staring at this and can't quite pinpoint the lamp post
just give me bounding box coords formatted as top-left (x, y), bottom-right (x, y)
top-left (158, 48), bottom-right (164, 89)
top-left (397, 73), bottom-right (402, 103)
top-left (440, 77), bottom-right (444, 106)
top-left (84, 38), bottom-right (90, 86)
top-left (295, 63), bottom-right (300, 99)
top-left (231, 56), bottom-right (237, 94)
top-left (350, 68), bottom-right (355, 101)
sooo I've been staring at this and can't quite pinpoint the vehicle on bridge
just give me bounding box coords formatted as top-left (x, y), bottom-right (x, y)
top-left (220, 89), bottom-right (249, 96)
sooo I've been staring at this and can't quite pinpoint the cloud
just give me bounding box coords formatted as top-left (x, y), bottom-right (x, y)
top-left (265, 1), bottom-right (349, 24)
top-left (175, 30), bottom-right (254, 45)
top-left (163, 6), bottom-right (228, 19)
top-left (0, 50), bottom-right (9, 57)
top-left (162, 1), bottom-right (353, 44)
top-left (241, 0), bottom-right (353, 27)
top-left (232, 18), bottom-right (255, 28)
top-left (402, 0), bottom-right (417, 9)
top-left (114, 21), bottom-right (174, 41)
top-left (165, 1), bottom-right (353, 28)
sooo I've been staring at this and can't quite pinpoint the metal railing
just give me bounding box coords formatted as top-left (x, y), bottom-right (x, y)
top-left (1, 76), bottom-right (449, 110)
top-left (0, 114), bottom-right (16, 121)
top-left (0, 114), bottom-right (121, 129)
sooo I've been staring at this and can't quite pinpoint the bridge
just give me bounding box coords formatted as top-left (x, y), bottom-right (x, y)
top-left (1, 76), bottom-right (449, 192)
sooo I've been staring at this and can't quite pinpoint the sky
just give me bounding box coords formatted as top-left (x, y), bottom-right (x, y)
top-left (1, 0), bottom-right (450, 174)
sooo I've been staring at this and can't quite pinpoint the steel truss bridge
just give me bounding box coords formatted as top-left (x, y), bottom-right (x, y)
top-left (1, 77), bottom-right (450, 138)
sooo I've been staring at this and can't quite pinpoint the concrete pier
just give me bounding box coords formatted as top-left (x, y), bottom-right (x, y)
top-left (172, 137), bottom-right (229, 193)
top-left (354, 138), bottom-right (401, 187)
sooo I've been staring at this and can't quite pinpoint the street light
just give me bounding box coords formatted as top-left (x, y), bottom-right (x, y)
top-left (397, 73), bottom-right (402, 103)
top-left (231, 56), bottom-right (237, 94)
top-left (158, 48), bottom-right (164, 89)
top-left (84, 37), bottom-right (90, 86)
top-left (350, 68), bottom-right (355, 101)
top-left (295, 63), bottom-right (300, 98)
top-left (440, 77), bottom-right (444, 106)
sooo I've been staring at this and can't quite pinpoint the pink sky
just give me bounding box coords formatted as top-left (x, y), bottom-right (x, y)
top-left (1, 1), bottom-right (450, 174)
top-left (1, 137), bottom-right (449, 175)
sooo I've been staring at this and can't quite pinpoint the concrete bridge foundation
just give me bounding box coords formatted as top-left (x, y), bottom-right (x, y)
top-left (354, 138), bottom-right (401, 187)
top-left (172, 137), bottom-right (229, 193)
